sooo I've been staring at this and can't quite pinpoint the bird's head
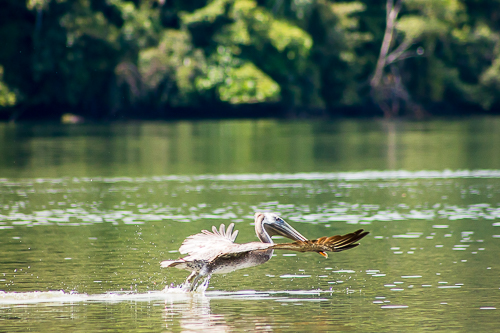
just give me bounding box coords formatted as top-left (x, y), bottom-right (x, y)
top-left (254, 212), bottom-right (328, 257)
top-left (254, 212), bottom-right (308, 243)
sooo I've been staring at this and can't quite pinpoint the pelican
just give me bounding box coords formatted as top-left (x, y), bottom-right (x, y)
top-left (161, 212), bottom-right (369, 291)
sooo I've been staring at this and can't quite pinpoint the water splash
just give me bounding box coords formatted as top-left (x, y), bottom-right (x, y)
top-left (163, 274), bottom-right (213, 293)
top-left (0, 289), bottom-right (193, 305)
top-left (0, 288), bottom-right (341, 306)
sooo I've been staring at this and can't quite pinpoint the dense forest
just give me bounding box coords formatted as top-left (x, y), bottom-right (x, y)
top-left (1, 0), bottom-right (500, 121)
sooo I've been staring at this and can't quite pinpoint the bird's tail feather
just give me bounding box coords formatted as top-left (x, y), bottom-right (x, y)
top-left (160, 260), bottom-right (182, 268)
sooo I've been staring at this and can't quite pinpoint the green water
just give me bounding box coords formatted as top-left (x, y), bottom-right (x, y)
top-left (0, 118), bottom-right (499, 332)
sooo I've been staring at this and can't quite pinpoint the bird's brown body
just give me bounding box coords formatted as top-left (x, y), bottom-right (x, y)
top-left (161, 212), bottom-right (369, 291)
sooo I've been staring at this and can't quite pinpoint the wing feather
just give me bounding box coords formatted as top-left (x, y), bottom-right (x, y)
top-left (178, 223), bottom-right (240, 259)
top-left (271, 229), bottom-right (369, 253)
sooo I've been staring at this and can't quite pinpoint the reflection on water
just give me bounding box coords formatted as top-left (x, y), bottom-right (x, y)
top-left (1, 117), bottom-right (500, 178)
top-left (0, 288), bottom-right (358, 332)
top-left (164, 294), bottom-right (228, 332)
top-left (1, 118), bottom-right (500, 331)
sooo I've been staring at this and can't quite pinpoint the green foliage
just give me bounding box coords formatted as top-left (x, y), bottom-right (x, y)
top-left (478, 56), bottom-right (500, 108)
top-left (0, 66), bottom-right (17, 108)
top-left (1, 0), bottom-right (500, 119)
top-left (397, 0), bottom-right (465, 40)
top-left (217, 61), bottom-right (281, 103)
top-left (306, 1), bottom-right (372, 108)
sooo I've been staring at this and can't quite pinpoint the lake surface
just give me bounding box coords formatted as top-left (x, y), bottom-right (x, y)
top-left (0, 118), bottom-right (499, 332)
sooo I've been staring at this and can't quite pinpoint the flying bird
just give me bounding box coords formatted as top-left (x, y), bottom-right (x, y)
top-left (161, 212), bottom-right (369, 291)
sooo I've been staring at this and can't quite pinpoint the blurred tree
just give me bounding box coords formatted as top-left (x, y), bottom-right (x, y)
top-left (369, 0), bottom-right (500, 117)
top-left (183, 0), bottom-right (311, 108)
top-left (128, 0), bottom-right (312, 113)
top-left (1, 0), bottom-right (500, 120)
top-left (307, 1), bottom-right (373, 112)
top-left (0, 0), bottom-right (124, 119)
top-left (0, 66), bottom-right (17, 109)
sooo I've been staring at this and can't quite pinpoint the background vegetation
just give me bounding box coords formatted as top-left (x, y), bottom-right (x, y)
top-left (1, 0), bottom-right (500, 121)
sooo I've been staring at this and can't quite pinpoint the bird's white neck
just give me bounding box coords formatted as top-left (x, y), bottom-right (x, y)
top-left (255, 215), bottom-right (274, 244)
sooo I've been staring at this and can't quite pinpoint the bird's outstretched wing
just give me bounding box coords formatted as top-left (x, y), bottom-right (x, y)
top-left (210, 229), bottom-right (369, 262)
top-left (178, 223), bottom-right (239, 256)
top-left (270, 229), bottom-right (369, 257)
top-left (161, 224), bottom-right (240, 268)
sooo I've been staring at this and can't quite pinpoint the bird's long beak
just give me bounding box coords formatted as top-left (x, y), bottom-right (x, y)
top-left (266, 217), bottom-right (308, 242)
